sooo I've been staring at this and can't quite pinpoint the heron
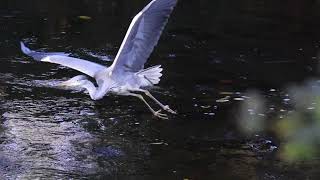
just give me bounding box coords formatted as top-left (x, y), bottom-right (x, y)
top-left (20, 0), bottom-right (178, 119)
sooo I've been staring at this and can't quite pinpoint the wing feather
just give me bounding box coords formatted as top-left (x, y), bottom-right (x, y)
top-left (41, 55), bottom-right (106, 78)
top-left (110, 0), bottom-right (177, 75)
top-left (20, 42), bottom-right (70, 61)
top-left (21, 42), bottom-right (107, 78)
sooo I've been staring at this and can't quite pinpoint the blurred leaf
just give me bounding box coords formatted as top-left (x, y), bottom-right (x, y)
top-left (78, 16), bottom-right (92, 20)
top-left (275, 114), bottom-right (302, 139)
top-left (238, 91), bottom-right (266, 135)
top-left (314, 96), bottom-right (320, 124)
top-left (281, 142), bottom-right (316, 162)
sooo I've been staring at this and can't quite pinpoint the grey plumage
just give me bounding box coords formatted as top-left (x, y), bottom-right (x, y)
top-left (111, 0), bottom-right (178, 74)
top-left (21, 0), bottom-right (178, 119)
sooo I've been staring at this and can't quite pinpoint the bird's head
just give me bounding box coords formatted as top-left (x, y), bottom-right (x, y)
top-left (58, 75), bottom-right (89, 89)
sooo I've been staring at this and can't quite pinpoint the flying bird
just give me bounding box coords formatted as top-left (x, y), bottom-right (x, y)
top-left (21, 0), bottom-right (178, 119)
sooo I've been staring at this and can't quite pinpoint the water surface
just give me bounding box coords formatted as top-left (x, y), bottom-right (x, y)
top-left (1, 0), bottom-right (320, 179)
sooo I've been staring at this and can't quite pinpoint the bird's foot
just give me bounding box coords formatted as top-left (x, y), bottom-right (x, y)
top-left (163, 105), bottom-right (177, 114)
top-left (154, 110), bottom-right (169, 120)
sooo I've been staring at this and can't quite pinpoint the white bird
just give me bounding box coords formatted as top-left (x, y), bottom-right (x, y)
top-left (21, 0), bottom-right (178, 119)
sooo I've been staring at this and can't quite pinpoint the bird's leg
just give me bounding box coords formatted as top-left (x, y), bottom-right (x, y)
top-left (123, 92), bottom-right (168, 119)
top-left (132, 89), bottom-right (177, 114)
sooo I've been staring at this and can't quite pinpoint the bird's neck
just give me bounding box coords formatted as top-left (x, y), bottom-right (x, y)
top-left (81, 81), bottom-right (101, 100)
top-left (82, 78), bottom-right (113, 100)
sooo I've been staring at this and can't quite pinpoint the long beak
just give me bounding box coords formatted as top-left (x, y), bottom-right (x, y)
top-left (57, 81), bottom-right (69, 88)
top-left (57, 81), bottom-right (78, 88)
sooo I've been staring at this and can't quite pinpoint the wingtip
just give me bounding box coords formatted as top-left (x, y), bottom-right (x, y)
top-left (20, 41), bottom-right (32, 55)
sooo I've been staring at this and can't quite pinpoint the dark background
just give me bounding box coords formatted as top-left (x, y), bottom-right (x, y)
top-left (0, 0), bottom-right (320, 179)
top-left (1, 0), bottom-right (320, 86)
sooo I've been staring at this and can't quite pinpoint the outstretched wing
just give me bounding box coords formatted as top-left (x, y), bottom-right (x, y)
top-left (110, 0), bottom-right (177, 75)
top-left (20, 42), bottom-right (70, 61)
top-left (41, 55), bottom-right (107, 77)
top-left (21, 42), bottom-right (107, 78)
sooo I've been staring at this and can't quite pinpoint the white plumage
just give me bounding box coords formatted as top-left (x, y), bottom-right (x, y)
top-left (21, 0), bottom-right (178, 119)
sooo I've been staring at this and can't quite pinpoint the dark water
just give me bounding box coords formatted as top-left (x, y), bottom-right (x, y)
top-left (1, 0), bottom-right (320, 179)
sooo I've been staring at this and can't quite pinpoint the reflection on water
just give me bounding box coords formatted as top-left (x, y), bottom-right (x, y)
top-left (1, 0), bottom-right (320, 179)
top-left (0, 96), bottom-right (152, 178)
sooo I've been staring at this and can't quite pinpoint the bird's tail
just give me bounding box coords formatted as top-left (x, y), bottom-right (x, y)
top-left (136, 65), bottom-right (163, 86)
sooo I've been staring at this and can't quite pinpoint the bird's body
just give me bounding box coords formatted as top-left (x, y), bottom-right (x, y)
top-left (21, 0), bottom-right (177, 119)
